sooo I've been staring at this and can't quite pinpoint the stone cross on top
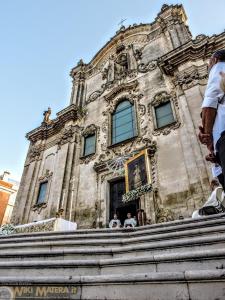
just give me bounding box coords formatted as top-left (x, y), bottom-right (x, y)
top-left (118, 18), bottom-right (127, 28)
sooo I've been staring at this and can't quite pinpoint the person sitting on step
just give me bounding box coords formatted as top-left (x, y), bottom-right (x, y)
top-left (192, 179), bottom-right (225, 218)
top-left (109, 214), bottom-right (121, 229)
top-left (124, 212), bottom-right (137, 228)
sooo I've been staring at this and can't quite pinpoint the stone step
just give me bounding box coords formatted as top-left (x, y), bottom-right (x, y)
top-left (0, 248), bottom-right (225, 277)
top-left (2, 214), bottom-right (225, 243)
top-left (0, 222), bottom-right (225, 251)
top-left (0, 233), bottom-right (225, 261)
top-left (0, 270), bottom-right (225, 300)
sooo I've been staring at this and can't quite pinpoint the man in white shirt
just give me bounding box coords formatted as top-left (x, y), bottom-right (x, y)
top-left (109, 214), bottom-right (121, 228)
top-left (124, 212), bottom-right (137, 228)
top-left (199, 50), bottom-right (225, 189)
top-left (192, 179), bottom-right (225, 218)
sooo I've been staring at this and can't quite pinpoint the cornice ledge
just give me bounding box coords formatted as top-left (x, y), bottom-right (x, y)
top-left (158, 32), bottom-right (225, 75)
top-left (26, 104), bottom-right (82, 143)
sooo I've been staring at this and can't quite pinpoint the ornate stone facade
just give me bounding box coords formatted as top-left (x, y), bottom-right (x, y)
top-left (12, 4), bottom-right (225, 228)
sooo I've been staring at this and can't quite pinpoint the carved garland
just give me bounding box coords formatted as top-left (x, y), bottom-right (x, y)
top-left (148, 91), bottom-right (181, 136)
top-left (57, 125), bottom-right (79, 149)
top-left (174, 64), bottom-right (208, 91)
top-left (28, 144), bottom-right (45, 162)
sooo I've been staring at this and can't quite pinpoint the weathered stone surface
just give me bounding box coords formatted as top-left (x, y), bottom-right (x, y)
top-left (0, 216), bottom-right (225, 299)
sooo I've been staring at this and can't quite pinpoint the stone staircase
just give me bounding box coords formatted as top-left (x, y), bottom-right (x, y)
top-left (1, 214), bottom-right (225, 300)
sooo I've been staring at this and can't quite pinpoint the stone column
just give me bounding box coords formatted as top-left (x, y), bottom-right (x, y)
top-left (177, 86), bottom-right (211, 209)
top-left (70, 60), bottom-right (86, 107)
top-left (48, 143), bottom-right (69, 216)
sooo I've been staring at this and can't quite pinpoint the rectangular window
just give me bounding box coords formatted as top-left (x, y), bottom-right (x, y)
top-left (112, 101), bottom-right (136, 145)
top-left (155, 102), bottom-right (175, 129)
top-left (84, 134), bottom-right (96, 156)
top-left (37, 182), bottom-right (48, 204)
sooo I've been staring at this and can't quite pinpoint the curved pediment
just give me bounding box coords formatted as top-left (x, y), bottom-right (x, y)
top-left (71, 4), bottom-right (188, 79)
top-left (89, 25), bottom-right (151, 70)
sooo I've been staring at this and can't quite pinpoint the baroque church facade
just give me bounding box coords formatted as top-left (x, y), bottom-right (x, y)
top-left (12, 4), bottom-right (225, 228)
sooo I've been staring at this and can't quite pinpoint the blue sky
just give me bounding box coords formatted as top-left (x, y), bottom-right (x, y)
top-left (0, 0), bottom-right (224, 180)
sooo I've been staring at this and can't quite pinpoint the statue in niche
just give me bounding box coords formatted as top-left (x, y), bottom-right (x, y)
top-left (102, 44), bottom-right (138, 84)
top-left (127, 44), bottom-right (137, 71)
top-left (114, 53), bottom-right (128, 80)
top-left (107, 55), bottom-right (115, 82)
top-left (102, 55), bottom-right (115, 83)
top-left (43, 107), bottom-right (52, 124)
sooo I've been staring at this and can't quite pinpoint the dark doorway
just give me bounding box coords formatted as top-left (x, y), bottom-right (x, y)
top-left (110, 178), bottom-right (139, 226)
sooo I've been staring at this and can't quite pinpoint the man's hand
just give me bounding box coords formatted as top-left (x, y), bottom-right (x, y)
top-left (205, 152), bottom-right (217, 163)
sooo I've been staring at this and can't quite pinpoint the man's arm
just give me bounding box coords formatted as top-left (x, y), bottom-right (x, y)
top-left (199, 64), bottom-right (222, 150)
top-left (199, 107), bottom-right (216, 152)
top-left (202, 107), bottom-right (217, 135)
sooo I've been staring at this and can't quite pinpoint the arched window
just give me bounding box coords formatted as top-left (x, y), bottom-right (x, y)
top-left (112, 100), bottom-right (136, 144)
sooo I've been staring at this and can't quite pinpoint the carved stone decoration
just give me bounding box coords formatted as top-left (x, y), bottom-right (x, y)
top-left (150, 158), bottom-right (157, 186)
top-left (193, 34), bottom-right (207, 43)
top-left (82, 124), bottom-right (99, 137)
top-left (151, 91), bottom-right (171, 107)
top-left (148, 91), bottom-right (181, 136)
top-left (94, 139), bottom-right (157, 174)
top-left (38, 169), bottom-right (53, 182)
top-left (80, 153), bottom-right (98, 165)
top-left (86, 44), bottom-right (141, 104)
top-left (158, 32), bottom-right (223, 76)
top-left (138, 104), bottom-right (146, 117)
top-left (174, 64), bottom-right (208, 90)
top-left (101, 44), bottom-right (139, 86)
top-left (26, 104), bottom-right (83, 143)
top-left (31, 202), bottom-right (48, 214)
top-left (57, 126), bottom-right (77, 149)
top-left (137, 60), bottom-right (158, 73)
top-left (156, 207), bottom-right (175, 223)
top-left (29, 144), bottom-right (44, 162)
top-left (87, 89), bottom-right (104, 104)
top-left (15, 218), bottom-right (56, 233)
top-left (104, 80), bottom-right (139, 104)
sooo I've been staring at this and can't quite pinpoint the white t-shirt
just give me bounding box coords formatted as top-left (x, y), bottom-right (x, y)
top-left (109, 219), bottom-right (121, 228)
top-left (124, 218), bottom-right (137, 228)
top-left (192, 187), bottom-right (224, 218)
top-left (202, 62), bottom-right (225, 150)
